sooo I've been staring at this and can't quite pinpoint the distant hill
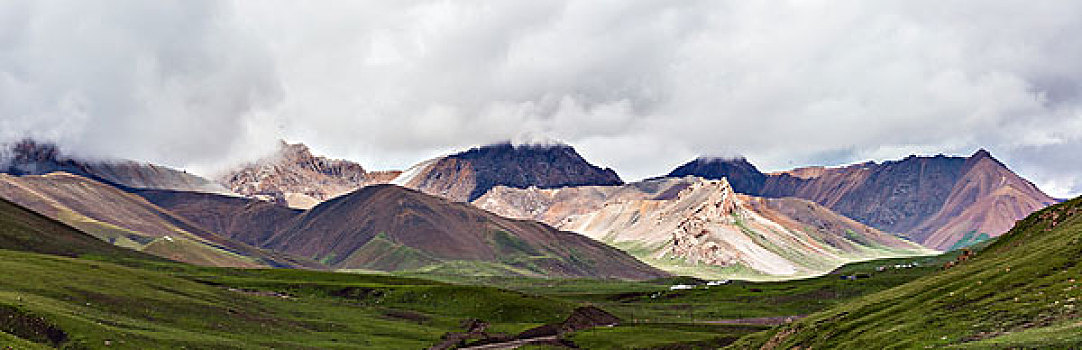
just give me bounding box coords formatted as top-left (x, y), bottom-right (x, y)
top-left (475, 176), bottom-right (932, 279)
top-left (1, 139), bottom-right (229, 194)
top-left (665, 150), bottom-right (1055, 249)
top-left (733, 195), bottom-right (1082, 348)
top-left (135, 188), bottom-right (302, 247)
top-left (394, 142), bottom-right (623, 202)
top-left (263, 184), bottom-right (665, 279)
top-left (141, 183), bottom-right (666, 279)
top-left (219, 140), bottom-right (400, 209)
top-left (0, 173), bottom-right (319, 268)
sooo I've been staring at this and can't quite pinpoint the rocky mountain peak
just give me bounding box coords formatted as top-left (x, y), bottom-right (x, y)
top-left (220, 141), bottom-right (397, 208)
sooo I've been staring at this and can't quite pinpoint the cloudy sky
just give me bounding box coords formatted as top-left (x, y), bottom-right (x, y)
top-left (2, 1), bottom-right (1081, 197)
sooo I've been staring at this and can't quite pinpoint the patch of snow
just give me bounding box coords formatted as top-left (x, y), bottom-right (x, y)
top-left (391, 157), bottom-right (437, 186)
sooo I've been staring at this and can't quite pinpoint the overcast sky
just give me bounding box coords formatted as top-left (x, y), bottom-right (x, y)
top-left (2, 1), bottom-right (1082, 197)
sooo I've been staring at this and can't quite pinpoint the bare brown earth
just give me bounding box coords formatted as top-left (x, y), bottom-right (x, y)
top-left (667, 150), bottom-right (1055, 249)
top-left (0, 173), bottom-right (320, 268)
top-left (135, 188), bottom-right (303, 247)
top-left (219, 141), bottom-right (400, 209)
top-left (394, 142), bottom-right (622, 202)
top-left (911, 152), bottom-right (1055, 250)
top-left (474, 177), bottom-right (931, 278)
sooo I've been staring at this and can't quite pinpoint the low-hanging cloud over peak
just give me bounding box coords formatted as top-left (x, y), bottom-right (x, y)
top-left (2, 0), bottom-right (1081, 197)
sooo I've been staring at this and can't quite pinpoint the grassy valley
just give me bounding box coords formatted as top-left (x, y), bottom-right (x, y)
top-left (0, 189), bottom-right (958, 349)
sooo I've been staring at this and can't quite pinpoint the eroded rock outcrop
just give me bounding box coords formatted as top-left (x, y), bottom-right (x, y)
top-left (220, 141), bottom-right (400, 208)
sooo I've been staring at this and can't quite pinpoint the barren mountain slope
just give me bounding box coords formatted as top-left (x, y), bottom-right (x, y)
top-left (136, 189), bottom-right (303, 247)
top-left (911, 151), bottom-right (1055, 250)
top-left (475, 177), bottom-right (931, 279)
top-left (263, 184), bottom-right (667, 279)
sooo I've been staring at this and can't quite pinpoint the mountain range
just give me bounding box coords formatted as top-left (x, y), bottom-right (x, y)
top-left (667, 150), bottom-right (1056, 250)
top-left (476, 176), bottom-right (931, 279)
top-left (138, 184), bottom-right (665, 279)
top-left (0, 139), bottom-right (1059, 280)
top-left (0, 137), bottom-right (1076, 348)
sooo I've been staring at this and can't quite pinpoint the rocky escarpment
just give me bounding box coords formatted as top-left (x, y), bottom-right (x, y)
top-left (394, 142), bottom-right (622, 202)
top-left (220, 141), bottom-right (400, 208)
top-left (666, 179), bottom-right (746, 267)
top-left (664, 150), bottom-right (1056, 249)
top-left (1, 139), bottom-right (229, 194)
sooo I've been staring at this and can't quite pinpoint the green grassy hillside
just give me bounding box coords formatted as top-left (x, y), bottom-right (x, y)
top-left (729, 196), bottom-right (1082, 349)
top-left (0, 197), bottom-right (151, 260)
top-left (0, 250), bottom-right (582, 349)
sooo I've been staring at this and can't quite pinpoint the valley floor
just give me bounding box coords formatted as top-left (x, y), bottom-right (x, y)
top-left (0, 247), bottom-right (956, 349)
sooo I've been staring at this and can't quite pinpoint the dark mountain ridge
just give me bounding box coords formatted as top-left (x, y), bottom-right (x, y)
top-left (395, 142), bottom-right (623, 202)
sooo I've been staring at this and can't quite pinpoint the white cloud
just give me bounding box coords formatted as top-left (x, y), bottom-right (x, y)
top-left (2, 0), bottom-right (1082, 197)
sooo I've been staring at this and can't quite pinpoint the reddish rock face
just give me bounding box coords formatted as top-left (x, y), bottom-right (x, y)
top-left (395, 142), bottom-right (623, 202)
top-left (220, 141), bottom-right (400, 208)
top-left (665, 150), bottom-right (1056, 249)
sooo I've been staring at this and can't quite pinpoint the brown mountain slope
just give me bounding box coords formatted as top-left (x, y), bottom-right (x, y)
top-left (761, 155), bottom-right (968, 234)
top-left (474, 177), bottom-right (931, 279)
top-left (666, 150), bottom-right (1055, 249)
top-left (219, 141), bottom-right (400, 209)
top-left (262, 184), bottom-right (666, 279)
top-left (2, 139), bottom-right (229, 194)
top-left (911, 151), bottom-right (1055, 250)
top-left (394, 142), bottom-right (623, 202)
top-left (0, 173), bottom-right (319, 268)
top-left (135, 189), bottom-right (303, 247)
